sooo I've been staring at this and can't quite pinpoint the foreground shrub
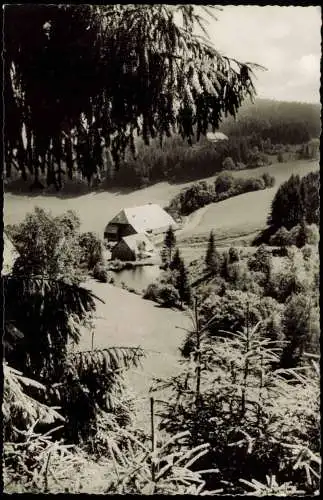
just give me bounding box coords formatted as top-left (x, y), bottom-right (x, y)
top-left (197, 289), bottom-right (281, 340)
top-left (8, 207), bottom-right (83, 283)
top-left (4, 398), bottom-right (219, 495)
top-left (93, 263), bottom-right (113, 283)
top-left (143, 283), bottom-right (160, 302)
top-left (155, 314), bottom-right (320, 495)
top-left (158, 284), bottom-right (180, 307)
top-left (79, 232), bottom-right (104, 270)
top-left (262, 172), bottom-right (276, 188)
top-left (280, 293), bottom-right (320, 368)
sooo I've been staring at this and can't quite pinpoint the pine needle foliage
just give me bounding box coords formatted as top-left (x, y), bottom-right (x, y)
top-left (151, 302), bottom-right (320, 495)
top-left (4, 275), bottom-right (99, 380)
top-left (3, 364), bottom-right (65, 442)
top-left (4, 4), bottom-right (261, 187)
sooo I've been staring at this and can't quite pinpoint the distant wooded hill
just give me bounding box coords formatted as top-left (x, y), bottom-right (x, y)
top-left (5, 99), bottom-right (320, 194)
top-left (220, 98), bottom-right (321, 142)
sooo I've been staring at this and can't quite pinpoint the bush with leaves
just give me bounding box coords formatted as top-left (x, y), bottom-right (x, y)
top-left (92, 262), bottom-right (113, 283)
top-left (214, 171), bottom-right (235, 195)
top-left (235, 176), bottom-right (266, 193)
top-left (168, 172), bottom-right (274, 217)
top-left (196, 289), bottom-right (282, 342)
top-left (143, 283), bottom-right (161, 302)
top-left (269, 223), bottom-right (319, 249)
top-left (79, 232), bottom-right (104, 270)
top-left (268, 171), bottom-right (319, 231)
top-left (222, 156), bottom-right (236, 170)
top-left (267, 246), bottom-right (318, 303)
top-left (280, 293), bottom-right (320, 368)
top-left (248, 244), bottom-right (272, 277)
top-left (223, 260), bottom-right (264, 294)
top-left (158, 284), bottom-right (180, 308)
top-left (262, 172), bottom-right (275, 188)
top-left (8, 207), bottom-right (83, 283)
top-left (269, 226), bottom-right (291, 247)
top-left (167, 182), bottom-right (216, 217)
top-left (4, 207), bottom-right (147, 443)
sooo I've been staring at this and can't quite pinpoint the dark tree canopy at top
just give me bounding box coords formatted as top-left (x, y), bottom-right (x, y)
top-left (4, 4), bottom-right (262, 189)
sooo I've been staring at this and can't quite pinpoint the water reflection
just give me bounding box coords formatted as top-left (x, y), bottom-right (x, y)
top-left (112, 264), bottom-right (161, 292)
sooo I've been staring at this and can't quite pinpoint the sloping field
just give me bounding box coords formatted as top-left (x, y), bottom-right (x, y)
top-left (77, 279), bottom-right (191, 428)
top-left (177, 159), bottom-right (319, 243)
top-left (4, 159), bottom-right (318, 238)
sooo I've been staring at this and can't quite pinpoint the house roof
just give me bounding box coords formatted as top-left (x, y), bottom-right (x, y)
top-left (120, 233), bottom-right (156, 254)
top-left (2, 233), bottom-right (19, 275)
top-left (109, 204), bottom-right (176, 233)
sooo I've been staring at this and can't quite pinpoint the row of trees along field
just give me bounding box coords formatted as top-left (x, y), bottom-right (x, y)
top-left (3, 4), bottom-right (320, 495)
top-left (166, 171), bottom-right (275, 217)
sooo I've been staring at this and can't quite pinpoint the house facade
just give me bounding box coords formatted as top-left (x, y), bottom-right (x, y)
top-left (111, 233), bottom-right (156, 261)
top-left (104, 204), bottom-right (177, 242)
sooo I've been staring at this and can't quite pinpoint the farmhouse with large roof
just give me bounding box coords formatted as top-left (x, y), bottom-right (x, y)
top-left (104, 203), bottom-right (177, 242)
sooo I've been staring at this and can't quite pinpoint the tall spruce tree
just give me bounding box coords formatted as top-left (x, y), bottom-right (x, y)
top-left (268, 174), bottom-right (303, 230)
top-left (164, 226), bottom-right (176, 262)
top-left (300, 171), bottom-right (320, 225)
top-left (170, 247), bottom-right (182, 271)
top-left (176, 259), bottom-right (192, 307)
top-left (205, 231), bottom-right (221, 274)
top-left (296, 218), bottom-right (308, 249)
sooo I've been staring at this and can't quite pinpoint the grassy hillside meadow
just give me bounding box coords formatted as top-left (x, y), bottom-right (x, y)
top-left (5, 158), bottom-right (319, 264)
top-left (78, 279), bottom-right (191, 429)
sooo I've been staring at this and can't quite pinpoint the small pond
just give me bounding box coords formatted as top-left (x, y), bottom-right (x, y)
top-left (112, 264), bottom-right (161, 292)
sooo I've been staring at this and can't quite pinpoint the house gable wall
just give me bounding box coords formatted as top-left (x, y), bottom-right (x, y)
top-left (111, 240), bottom-right (136, 261)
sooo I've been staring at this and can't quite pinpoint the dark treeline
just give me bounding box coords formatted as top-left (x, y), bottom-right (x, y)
top-left (109, 99), bottom-right (320, 188)
top-left (254, 170), bottom-right (320, 246)
top-left (221, 98), bottom-right (321, 143)
top-left (4, 98), bottom-right (320, 194)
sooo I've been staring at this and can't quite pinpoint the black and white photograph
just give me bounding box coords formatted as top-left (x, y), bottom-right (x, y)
top-left (2, 4), bottom-right (321, 495)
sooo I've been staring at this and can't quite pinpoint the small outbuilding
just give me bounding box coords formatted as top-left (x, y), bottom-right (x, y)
top-left (111, 233), bottom-right (156, 261)
top-left (104, 203), bottom-right (177, 242)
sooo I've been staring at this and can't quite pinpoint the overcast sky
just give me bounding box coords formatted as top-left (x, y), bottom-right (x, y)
top-left (200, 5), bottom-right (321, 103)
